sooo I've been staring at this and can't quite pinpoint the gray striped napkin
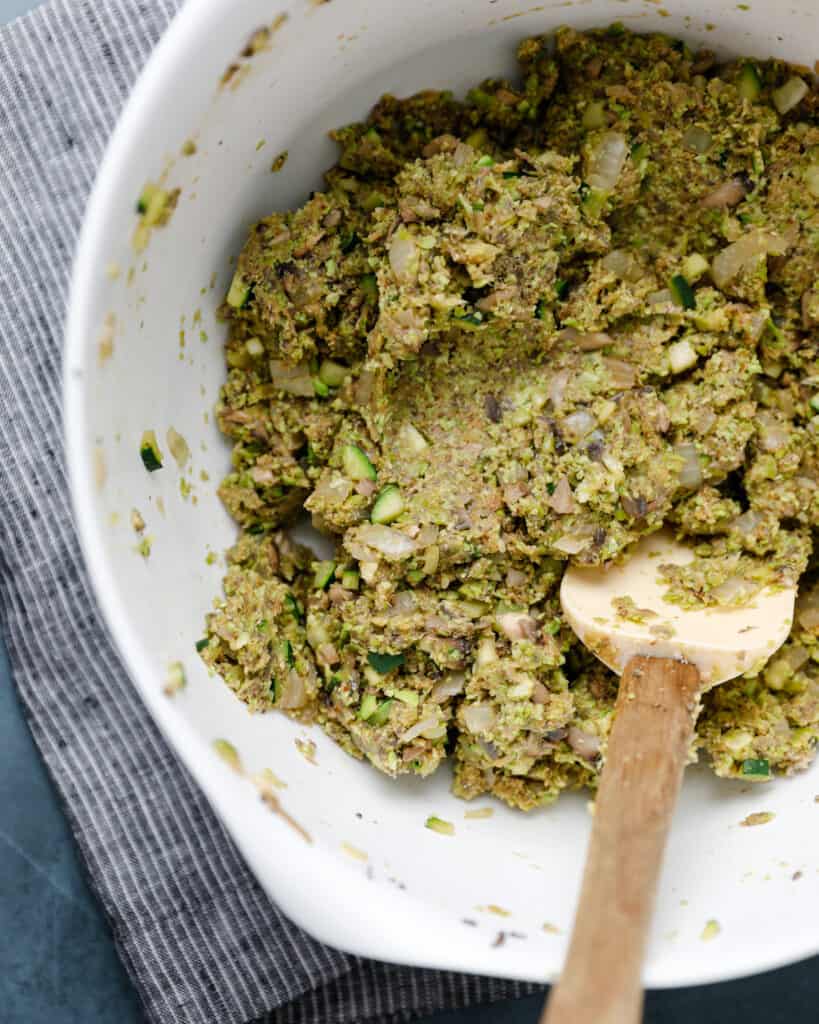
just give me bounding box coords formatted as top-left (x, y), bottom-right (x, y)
top-left (0, 1), bottom-right (539, 1021)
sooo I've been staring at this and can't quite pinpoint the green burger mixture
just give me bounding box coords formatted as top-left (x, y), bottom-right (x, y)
top-left (199, 27), bottom-right (819, 809)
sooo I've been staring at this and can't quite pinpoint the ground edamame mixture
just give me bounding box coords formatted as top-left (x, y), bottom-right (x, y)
top-left (199, 26), bottom-right (819, 810)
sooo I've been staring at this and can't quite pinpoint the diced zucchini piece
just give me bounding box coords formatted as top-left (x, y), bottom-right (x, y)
top-left (681, 253), bottom-right (709, 282)
top-left (741, 757), bottom-right (770, 777)
top-left (318, 359), bottom-right (348, 388)
top-left (368, 698), bottom-right (394, 727)
top-left (554, 278), bottom-right (569, 300)
top-left (772, 76), bottom-right (808, 115)
top-left (141, 185), bottom-right (172, 227)
top-left (312, 560), bottom-right (336, 590)
top-left (341, 569), bottom-right (360, 590)
top-left (226, 271), bottom-right (251, 308)
top-left (582, 100), bottom-right (607, 130)
top-left (737, 63), bottom-right (762, 102)
top-left (367, 651), bottom-right (405, 674)
top-left (278, 639), bottom-right (294, 667)
top-left (535, 298), bottom-right (549, 320)
top-left (313, 377), bottom-right (330, 398)
top-left (398, 423), bottom-right (429, 454)
top-left (465, 127), bottom-right (489, 150)
top-left (358, 693), bottom-right (378, 720)
top-left (810, 394), bottom-right (819, 414)
top-left (475, 154), bottom-right (494, 168)
top-left (342, 444), bottom-right (377, 481)
top-left (360, 273), bottom-right (378, 302)
top-left (371, 484), bottom-right (404, 524)
top-left (668, 339), bottom-right (698, 374)
top-left (395, 689), bottom-right (419, 707)
top-left (425, 816), bottom-right (455, 836)
top-left (339, 230), bottom-right (359, 253)
top-left (139, 430), bottom-right (163, 472)
top-left (669, 274), bottom-right (696, 310)
top-left (580, 185), bottom-right (606, 218)
top-left (163, 661), bottom-right (187, 696)
top-left (361, 191), bottom-right (387, 212)
top-left (284, 592), bottom-right (304, 622)
top-left (213, 738), bottom-right (241, 771)
top-left (195, 637), bottom-right (209, 653)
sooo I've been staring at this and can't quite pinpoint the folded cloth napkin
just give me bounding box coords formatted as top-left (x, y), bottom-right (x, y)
top-left (0, 2), bottom-right (540, 1021)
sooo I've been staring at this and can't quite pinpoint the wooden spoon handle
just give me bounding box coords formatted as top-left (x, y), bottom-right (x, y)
top-left (542, 655), bottom-right (701, 1024)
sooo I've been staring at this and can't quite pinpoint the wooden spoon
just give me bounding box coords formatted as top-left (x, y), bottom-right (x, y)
top-left (542, 529), bottom-right (796, 1024)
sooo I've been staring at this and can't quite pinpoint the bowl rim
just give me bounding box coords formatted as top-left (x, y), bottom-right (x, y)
top-left (63, 0), bottom-right (819, 990)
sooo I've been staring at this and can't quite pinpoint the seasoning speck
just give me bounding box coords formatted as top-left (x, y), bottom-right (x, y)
top-left (478, 904), bottom-right (510, 918)
top-left (97, 313), bottom-right (115, 366)
top-left (213, 738), bottom-right (241, 771)
top-left (163, 661), bottom-right (186, 697)
top-left (130, 508), bottom-right (145, 533)
top-left (93, 446), bottom-right (106, 490)
top-left (166, 426), bottom-right (191, 468)
top-left (135, 536), bottom-right (153, 559)
top-left (464, 807), bottom-right (494, 820)
top-left (425, 815), bottom-right (455, 836)
top-left (341, 841), bottom-right (368, 862)
top-left (271, 150), bottom-right (289, 173)
top-left (700, 919), bottom-right (721, 942)
top-left (740, 811), bottom-right (775, 827)
top-left (295, 737), bottom-right (317, 764)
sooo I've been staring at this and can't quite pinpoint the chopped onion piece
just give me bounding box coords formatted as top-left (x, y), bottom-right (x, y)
top-left (674, 443), bottom-right (702, 489)
top-left (700, 179), bottom-right (747, 209)
top-left (549, 369), bottom-right (570, 410)
top-left (400, 715), bottom-right (441, 744)
top-left (668, 339), bottom-right (698, 374)
top-left (497, 611), bottom-right (537, 640)
top-left (559, 326), bottom-right (613, 351)
top-left (431, 673), bottom-right (466, 702)
top-left (603, 358), bottom-right (636, 389)
top-left (731, 509), bottom-right (762, 535)
top-left (806, 165), bottom-right (819, 199)
top-left (601, 248), bottom-right (640, 281)
top-left (567, 727), bottom-right (601, 760)
top-left (549, 476), bottom-right (576, 514)
top-left (757, 412), bottom-right (790, 451)
top-left (563, 409), bottom-right (596, 442)
top-left (356, 524), bottom-right (417, 558)
top-left (586, 131), bottom-right (628, 191)
top-left (389, 230), bottom-right (419, 283)
top-left (463, 703), bottom-right (497, 734)
top-left (390, 591), bottom-right (417, 616)
top-left (711, 230), bottom-right (789, 290)
top-left (269, 360), bottom-right (315, 397)
top-left (711, 576), bottom-right (759, 605)
top-left (279, 670), bottom-right (307, 709)
top-left (797, 585), bottom-right (819, 632)
top-left (772, 77), bottom-right (808, 114)
top-left (553, 532), bottom-right (592, 555)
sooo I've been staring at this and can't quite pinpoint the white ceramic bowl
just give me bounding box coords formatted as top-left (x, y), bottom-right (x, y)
top-left (65, 0), bottom-right (819, 989)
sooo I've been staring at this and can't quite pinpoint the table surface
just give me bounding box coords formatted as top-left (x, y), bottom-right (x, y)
top-left (0, 2), bottom-right (816, 1022)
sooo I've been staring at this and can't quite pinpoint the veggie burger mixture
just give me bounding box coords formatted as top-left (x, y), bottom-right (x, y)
top-left (199, 27), bottom-right (819, 810)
